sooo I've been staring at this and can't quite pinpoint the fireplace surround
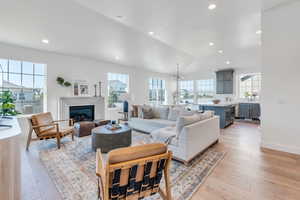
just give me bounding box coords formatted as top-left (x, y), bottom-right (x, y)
top-left (59, 96), bottom-right (104, 121)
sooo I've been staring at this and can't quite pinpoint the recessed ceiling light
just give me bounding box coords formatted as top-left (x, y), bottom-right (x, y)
top-left (225, 61), bottom-right (231, 65)
top-left (115, 56), bottom-right (120, 60)
top-left (209, 42), bottom-right (214, 46)
top-left (116, 15), bottom-right (123, 19)
top-left (218, 50), bottom-right (223, 54)
top-left (256, 30), bottom-right (262, 34)
top-left (42, 39), bottom-right (49, 44)
top-left (208, 4), bottom-right (217, 10)
top-left (148, 31), bottom-right (154, 35)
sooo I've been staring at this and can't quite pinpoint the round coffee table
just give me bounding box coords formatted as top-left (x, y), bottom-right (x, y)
top-left (91, 124), bottom-right (132, 152)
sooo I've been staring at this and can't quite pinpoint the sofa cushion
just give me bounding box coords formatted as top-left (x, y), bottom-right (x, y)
top-left (168, 107), bottom-right (182, 121)
top-left (152, 106), bottom-right (169, 119)
top-left (200, 111), bottom-right (214, 120)
top-left (176, 114), bottom-right (201, 135)
top-left (129, 118), bottom-right (176, 133)
top-left (150, 126), bottom-right (177, 144)
top-left (136, 105), bottom-right (151, 118)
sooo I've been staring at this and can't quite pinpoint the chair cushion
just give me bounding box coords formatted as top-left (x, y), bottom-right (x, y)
top-left (108, 143), bottom-right (167, 164)
top-left (40, 126), bottom-right (74, 138)
top-left (31, 112), bottom-right (55, 134)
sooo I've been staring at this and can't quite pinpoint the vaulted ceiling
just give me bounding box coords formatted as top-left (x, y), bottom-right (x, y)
top-left (0, 0), bottom-right (287, 74)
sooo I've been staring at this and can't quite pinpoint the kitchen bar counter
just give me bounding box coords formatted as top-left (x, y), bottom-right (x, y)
top-left (198, 103), bottom-right (236, 128)
top-left (0, 118), bottom-right (21, 200)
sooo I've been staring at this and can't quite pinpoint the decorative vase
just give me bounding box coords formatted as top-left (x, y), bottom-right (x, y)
top-left (94, 84), bottom-right (97, 97)
top-left (98, 82), bottom-right (102, 97)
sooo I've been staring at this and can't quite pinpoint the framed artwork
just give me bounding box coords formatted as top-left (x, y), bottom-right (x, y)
top-left (73, 81), bottom-right (89, 96)
top-left (79, 83), bottom-right (89, 96)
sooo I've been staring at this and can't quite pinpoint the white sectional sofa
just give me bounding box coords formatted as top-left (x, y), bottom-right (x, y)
top-left (128, 105), bottom-right (220, 164)
top-left (151, 116), bottom-right (220, 164)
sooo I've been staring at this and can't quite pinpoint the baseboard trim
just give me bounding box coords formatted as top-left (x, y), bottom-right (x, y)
top-left (261, 141), bottom-right (300, 155)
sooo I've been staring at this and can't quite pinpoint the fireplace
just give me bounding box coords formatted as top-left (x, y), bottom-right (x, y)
top-left (69, 105), bottom-right (95, 122)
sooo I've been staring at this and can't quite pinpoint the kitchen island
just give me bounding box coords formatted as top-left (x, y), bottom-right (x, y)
top-left (199, 103), bottom-right (237, 128)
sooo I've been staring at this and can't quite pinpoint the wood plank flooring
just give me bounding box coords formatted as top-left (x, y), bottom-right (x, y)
top-left (20, 122), bottom-right (300, 200)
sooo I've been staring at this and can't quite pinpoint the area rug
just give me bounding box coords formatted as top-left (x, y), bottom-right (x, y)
top-left (39, 133), bottom-right (225, 200)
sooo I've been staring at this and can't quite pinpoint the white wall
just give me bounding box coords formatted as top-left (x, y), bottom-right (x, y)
top-left (0, 42), bottom-right (175, 120)
top-left (261, 1), bottom-right (300, 155)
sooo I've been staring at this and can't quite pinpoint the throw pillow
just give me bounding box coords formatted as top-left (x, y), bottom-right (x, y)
top-left (176, 114), bottom-right (201, 135)
top-left (137, 105), bottom-right (144, 118)
top-left (180, 109), bottom-right (196, 116)
top-left (152, 106), bottom-right (169, 119)
top-left (168, 107), bottom-right (181, 121)
top-left (142, 107), bottom-right (154, 119)
top-left (131, 105), bottom-right (138, 117)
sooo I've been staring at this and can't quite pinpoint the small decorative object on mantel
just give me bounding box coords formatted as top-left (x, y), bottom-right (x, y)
top-left (93, 84), bottom-right (97, 97)
top-left (56, 77), bottom-right (72, 87)
top-left (98, 81), bottom-right (102, 97)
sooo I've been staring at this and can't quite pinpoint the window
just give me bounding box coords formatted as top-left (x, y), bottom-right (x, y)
top-left (0, 59), bottom-right (46, 114)
top-left (148, 78), bottom-right (166, 105)
top-left (107, 73), bottom-right (129, 108)
top-left (239, 73), bottom-right (261, 99)
top-left (179, 80), bottom-right (194, 104)
top-left (196, 79), bottom-right (215, 101)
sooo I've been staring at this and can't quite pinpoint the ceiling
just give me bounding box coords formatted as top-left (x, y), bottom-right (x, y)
top-left (0, 0), bottom-right (275, 75)
top-left (263, 0), bottom-right (297, 10)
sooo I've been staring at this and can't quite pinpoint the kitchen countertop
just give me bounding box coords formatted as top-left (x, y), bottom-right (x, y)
top-left (198, 102), bottom-right (238, 107)
top-left (0, 117), bottom-right (21, 140)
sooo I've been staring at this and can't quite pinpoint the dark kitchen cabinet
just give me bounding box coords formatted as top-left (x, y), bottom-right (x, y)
top-left (200, 104), bottom-right (235, 128)
top-left (238, 103), bottom-right (260, 119)
top-left (216, 70), bottom-right (234, 94)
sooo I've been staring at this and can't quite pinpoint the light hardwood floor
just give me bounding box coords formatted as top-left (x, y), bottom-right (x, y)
top-left (20, 122), bottom-right (300, 200)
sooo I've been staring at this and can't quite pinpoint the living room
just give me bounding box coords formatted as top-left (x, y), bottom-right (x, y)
top-left (0, 0), bottom-right (300, 200)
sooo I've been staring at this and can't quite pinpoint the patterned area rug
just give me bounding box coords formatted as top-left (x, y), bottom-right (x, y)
top-left (39, 132), bottom-right (225, 200)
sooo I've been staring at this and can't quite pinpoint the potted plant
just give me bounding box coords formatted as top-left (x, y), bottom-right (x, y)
top-left (0, 90), bottom-right (20, 116)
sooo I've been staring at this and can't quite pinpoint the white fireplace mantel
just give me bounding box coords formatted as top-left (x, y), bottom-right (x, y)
top-left (59, 96), bottom-right (105, 120)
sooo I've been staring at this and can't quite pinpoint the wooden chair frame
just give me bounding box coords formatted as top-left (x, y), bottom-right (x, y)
top-left (96, 149), bottom-right (172, 200)
top-left (26, 117), bottom-right (74, 150)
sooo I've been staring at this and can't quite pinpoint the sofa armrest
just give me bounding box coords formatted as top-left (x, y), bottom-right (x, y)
top-left (177, 116), bottom-right (220, 160)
